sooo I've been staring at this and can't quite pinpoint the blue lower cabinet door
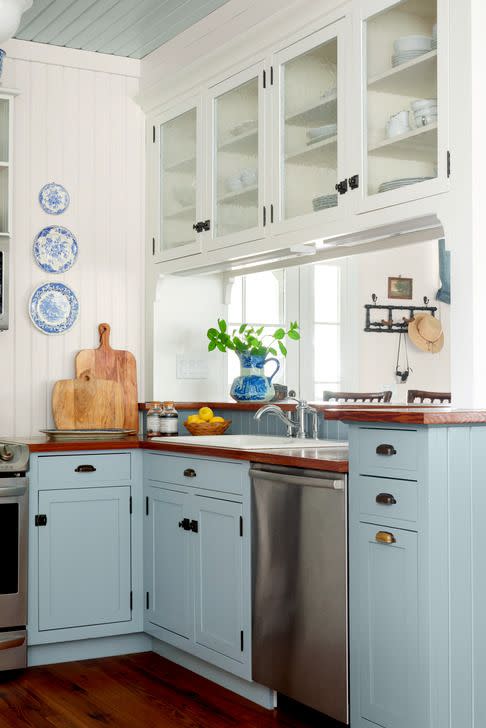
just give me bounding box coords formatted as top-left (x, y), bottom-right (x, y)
top-left (38, 487), bottom-right (132, 631)
top-left (193, 496), bottom-right (244, 662)
top-left (146, 485), bottom-right (193, 639)
top-left (357, 523), bottom-right (423, 728)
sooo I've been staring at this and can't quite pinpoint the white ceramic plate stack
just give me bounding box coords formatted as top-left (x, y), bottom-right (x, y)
top-left (306, 123), bottom-right (337, 145)
top-left (312, 193), bottom-right (338, 211)
top-left (378, 176), bottom-right (434, 194)
top-left (411, 98), bottom-right (437, 127)
top-left (392, 35), bottom-right (432, 67)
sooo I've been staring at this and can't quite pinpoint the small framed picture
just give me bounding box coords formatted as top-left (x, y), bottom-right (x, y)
top-left (388, 276), bottom-right (413, 300)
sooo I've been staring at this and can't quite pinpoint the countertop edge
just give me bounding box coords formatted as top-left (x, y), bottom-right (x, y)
top-left (323, 408), bottom-right (486, 424)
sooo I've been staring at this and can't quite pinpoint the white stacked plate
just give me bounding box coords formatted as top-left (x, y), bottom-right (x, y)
top-left (306, 123), bottom-right (337, 145)
top-left (392, 49), bottom-right (430, 67)
top-left (378, 176), bottom-right (434, 194)
top-left (312, 193), bottom-right (338, 211)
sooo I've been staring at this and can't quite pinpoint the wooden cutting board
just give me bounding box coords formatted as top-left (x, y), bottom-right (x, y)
top-left (52, 372), bottom-right (125, 430)
top-left (75, 323), bottom-right (138, 431)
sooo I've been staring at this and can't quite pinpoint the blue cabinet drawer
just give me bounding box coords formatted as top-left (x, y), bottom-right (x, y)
top-left (358, 475), bottom-right (418, 525)
top-left (357, 428), bottom-right (418, 477)
top-left (144, 452), bottom-right (244, 495)
top-left (38, 453), bottom-right (132, 485)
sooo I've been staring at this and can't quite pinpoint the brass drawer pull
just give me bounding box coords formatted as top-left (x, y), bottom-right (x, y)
top-left (183, 468), bottom-right (197, 478)
top-left (375, 531), bottom-right (396, 544)
top-left (376, 443), bottom-right (397, 456)
top-left (376, 492), bottom-right (397, 505)
top-left (75, 464), bottom-right (97, 473)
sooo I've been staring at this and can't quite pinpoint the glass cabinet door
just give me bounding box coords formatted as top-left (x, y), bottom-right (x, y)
top-left (157, 102), bottom-right (201, 260)
top-left (274, 21), bottom-right (344, 228)
top-left (363, 0), bottom-right (443, 206)
top-left (208, 64), bottom-right (264, 248)
top-left (0, 97), bottom-right (10, 235)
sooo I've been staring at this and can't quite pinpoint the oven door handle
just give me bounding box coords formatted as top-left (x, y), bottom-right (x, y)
top-left (0, 485), bottom-right (27, 498)
top-left (0, 635), bottom-right (25, 650)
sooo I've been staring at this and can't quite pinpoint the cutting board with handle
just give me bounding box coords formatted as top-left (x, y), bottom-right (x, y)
top-left (52, 372), bottom-right (125, 430)
top-left (75, 323), bottom-right (138, 431)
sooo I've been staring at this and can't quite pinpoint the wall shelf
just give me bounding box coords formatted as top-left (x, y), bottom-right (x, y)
top-left (164, 156), bottom-right (196, 173)
top-left (368, 124), bottom-right (437, 161)
top-left (218, 128), bottom-right (258, 154)
top-left (286, 135), bottom-right (337, 165)
top-left (368, 51), bottom-right (437, 97)
top-left (217, 185), bottom-right (258, 205)
top-left (285, 93), bottom-right (337, 126)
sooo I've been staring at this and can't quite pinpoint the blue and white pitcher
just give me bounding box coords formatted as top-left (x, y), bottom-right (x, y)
top-left (230, 351), bottom-right (280, 402)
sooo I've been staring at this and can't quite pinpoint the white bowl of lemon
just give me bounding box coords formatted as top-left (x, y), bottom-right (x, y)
top-left (184, 407), bottom-right (231, 436)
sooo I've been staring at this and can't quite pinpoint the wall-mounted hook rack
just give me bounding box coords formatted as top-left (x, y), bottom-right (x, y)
top-left (364, 302), bottom-right (438, 333)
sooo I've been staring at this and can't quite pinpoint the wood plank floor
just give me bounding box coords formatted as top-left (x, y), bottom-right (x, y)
top-left (0, 652), bottom-right (344, 727)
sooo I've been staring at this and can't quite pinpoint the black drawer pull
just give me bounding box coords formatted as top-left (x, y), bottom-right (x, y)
top-left (75, 464), bottom-right (97, 473)
top-left (376, 492), bottom-right (397, 505)
top-left (376, 443), bottom-right (397, 456)
top-left (183, 468), bottom-right (196, 478)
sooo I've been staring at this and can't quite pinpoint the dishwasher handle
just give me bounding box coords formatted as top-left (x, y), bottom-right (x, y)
top-left (249, 468), bottom-right (344, 490)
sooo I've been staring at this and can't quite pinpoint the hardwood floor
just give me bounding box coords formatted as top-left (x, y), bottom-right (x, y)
top-left (0, 652), bottom-right (344, 728)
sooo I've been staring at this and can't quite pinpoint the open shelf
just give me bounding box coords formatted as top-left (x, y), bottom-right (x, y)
top-left (217, 184), bottom-right (258, 206)
top-left (164, 156), bottom-right (196, 173)
top-left (368, 123), bottom-right (437, 161)
top-left (286, 135), bottom-right (337, 165)
top-left (368, 50), bottom-right (437, 97)
top-left (285, 92), bottom-right (337, 127)
top-left (218, 128), bottom-right (258, 154)
top-left (164, 204), bottom-right (196, 220)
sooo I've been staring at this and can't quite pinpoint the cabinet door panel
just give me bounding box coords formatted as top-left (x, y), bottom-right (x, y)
top-left (146, 485), bottom-right (192, 639)
top-left (358, 522), bottom-right (423, 728)
top-left (194, 495), bottom-right (243, 662)
top-left (38, 487), bottom-right (131, 631)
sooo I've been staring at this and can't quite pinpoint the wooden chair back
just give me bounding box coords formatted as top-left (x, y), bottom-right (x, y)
top-left (407, 390), bottom-right (451, 404)
top-left (323, 390), bottom-right (393, 403)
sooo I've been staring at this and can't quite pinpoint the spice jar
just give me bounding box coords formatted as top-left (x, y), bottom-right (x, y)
top-left (159, 401), bottom-right (179, 436)
top-left (146, 402), bottom-right (162, 437)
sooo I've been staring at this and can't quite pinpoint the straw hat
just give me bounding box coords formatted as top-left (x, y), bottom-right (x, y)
top-left (408, 313), bottom-right (444, 353)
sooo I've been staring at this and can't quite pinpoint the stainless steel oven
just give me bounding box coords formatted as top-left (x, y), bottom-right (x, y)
top-left (0, 443), bottom-right (29, 671)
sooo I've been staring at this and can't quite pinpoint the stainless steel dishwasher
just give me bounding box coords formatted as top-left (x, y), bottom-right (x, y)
top-left (251, 463), bottom-right (348, 724)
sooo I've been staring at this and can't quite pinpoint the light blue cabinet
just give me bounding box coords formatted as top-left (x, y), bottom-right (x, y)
top-left (38, 486), bottom-right (132, 631)
top-left (145, 484), bottom-right (193, 639)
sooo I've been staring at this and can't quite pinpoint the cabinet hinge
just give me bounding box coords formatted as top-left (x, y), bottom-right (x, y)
top-left (447, 150), bottom-right (451, 178)
top-left (145, 496), bottom-right (149, 516)
top-left (239, 516), bottom-right (243, 537)
top-left (190, 519), bottom-right (198, 533)
top-left (152, 237), bottom-right (155, 255)
top-left (130, 591), bottom-right (133, 611)
top-left (152, 125), bottom-right (155, 143)
top-left (146, 591), bottom-right (150, 610)
top-left (335, 179), bottom-right (348, 195)
top-left (270, 66), bottom-right (274, 85)
top-left (35, 514), bottom-right (47, 527)
top-left (348, 174), bottom-right (359, 190)
top-left (263, 69), bottom-right (266, 89)
top-left (240, 630), bottom-right (244, 652)
top-left (263, 205), bottom-right (266, 227)
top-left (129, 496), bottom-right (132, 514)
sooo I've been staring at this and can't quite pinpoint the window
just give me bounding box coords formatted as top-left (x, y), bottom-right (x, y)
top-left (226, 261), bottom-right (347, 400)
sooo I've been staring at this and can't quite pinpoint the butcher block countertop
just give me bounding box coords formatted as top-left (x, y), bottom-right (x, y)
top-left (324, 408), bottom-right (486, 424)
top-left (17, 436), bottom-right (349, 473)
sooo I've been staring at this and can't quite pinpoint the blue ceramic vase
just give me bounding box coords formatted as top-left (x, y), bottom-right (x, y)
top-left (230, 351), bottom-right (280, 402)
top-left (0, 50), bottom-right (5, 81)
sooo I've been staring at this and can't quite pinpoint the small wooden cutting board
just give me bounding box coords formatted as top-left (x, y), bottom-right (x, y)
top-left (75, 323), bottom-right (138, 431)
top-left (52, 372), bottom-right (124, 430)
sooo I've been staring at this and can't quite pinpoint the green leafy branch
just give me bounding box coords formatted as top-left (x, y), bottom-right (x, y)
top-left (207, 319), bottom-right (300, 357)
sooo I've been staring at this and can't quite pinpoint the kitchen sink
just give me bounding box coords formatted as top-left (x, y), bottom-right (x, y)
top-left (152, 435), bottom-right (348, 450)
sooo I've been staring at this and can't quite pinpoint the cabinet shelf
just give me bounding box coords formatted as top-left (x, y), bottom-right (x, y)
top-left (286, 135), bottom-right (337, 166)
top-left (218, 128), bottom-right (258, 154)
top-left (164, 156), bottom-right (196, 173)
top-left (368, 123), bottom-right (437, 161)
top-left (217, 185), bottom-right (258, 206)
top-left (285, 92), bottom-right (337, 127)
top-left (368, 50), bottom-right (437, 97)
top-left (164, 204), bottom-right (196, 220)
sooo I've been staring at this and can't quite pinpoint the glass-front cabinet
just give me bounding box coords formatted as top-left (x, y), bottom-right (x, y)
top-left (207, 63), bottom-right (265, 250)
top-left (0, 97), bottom-right (11, 235)
top-left (155, 99), bottom-right (203, 261)
top-left (272, 20), bottom-right (346, 232)
top-left (359, 0), bottom-right (447, 210)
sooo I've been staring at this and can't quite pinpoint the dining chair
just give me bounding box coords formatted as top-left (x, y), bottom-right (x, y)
top-left (323, 390), bottom-right (393, 403)
top-left (407, 389), bottom-right (451, 404)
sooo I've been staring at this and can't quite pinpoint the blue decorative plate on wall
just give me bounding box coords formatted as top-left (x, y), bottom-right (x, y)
top-left (38, 183), bottom-right (70, 215)
top-left (33, 226), bottom-right (78, 273)
top-left (29, 282), bottom-right (79, 335)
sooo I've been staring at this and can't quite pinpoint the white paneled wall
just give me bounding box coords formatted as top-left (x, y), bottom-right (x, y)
top-left (0, 42), bottom-right (144, 437)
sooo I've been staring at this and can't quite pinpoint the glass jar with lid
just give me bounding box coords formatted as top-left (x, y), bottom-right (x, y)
top-left (159, 401), bottom-right (179, 436)
top-left (146, 402), bottom-right (162, 437)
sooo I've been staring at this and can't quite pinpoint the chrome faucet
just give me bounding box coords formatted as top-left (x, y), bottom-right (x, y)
top-left (254, 398), bottom-right (320, 440)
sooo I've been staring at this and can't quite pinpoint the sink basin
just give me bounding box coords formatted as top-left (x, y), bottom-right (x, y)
top-left (151, 435), bottom-right (348, 450)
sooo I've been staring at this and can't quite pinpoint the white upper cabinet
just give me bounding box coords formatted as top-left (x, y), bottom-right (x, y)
top-left (207, 63), bottom-right (267, 250)
top-left (356, 0), bottom-right (449, 212)
top-left (271, 19), bottom-right (347, 233)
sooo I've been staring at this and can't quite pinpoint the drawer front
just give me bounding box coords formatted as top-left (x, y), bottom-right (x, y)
top-left (358, 475), bottom-right (418, 525)
top-left (38, 453), bottom-right (132, 485)
top-left (358, 428), bottom-right (418, 477)
top-left (144, 452), bottom-right (244, 494)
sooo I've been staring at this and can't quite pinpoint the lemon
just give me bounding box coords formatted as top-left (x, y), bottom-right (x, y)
top-left (187, 414), bottom-right (200, 424)
top-left (199, 406), bottom-right (214, 422)
top-left (210, 416), bottom-right (225, 424)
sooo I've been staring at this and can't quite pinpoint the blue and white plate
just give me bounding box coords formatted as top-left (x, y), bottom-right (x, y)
top-left (38, 183), bottom-right (70, 215)
top-left (29, 282), bottom-right (79, 335)
top-left (33, 226), bottom-right (78, 273)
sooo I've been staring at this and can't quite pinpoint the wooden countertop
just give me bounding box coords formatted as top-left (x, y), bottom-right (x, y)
top-left (138, 401), bottom-right (449, 413)
top-left (16, 436), bottom-right (348, 473)
top-left (324, 408), bottom-right (486, 424)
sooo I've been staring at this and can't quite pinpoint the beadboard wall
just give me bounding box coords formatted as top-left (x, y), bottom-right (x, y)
top-left (0, 40), bottom-right (145, 437)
